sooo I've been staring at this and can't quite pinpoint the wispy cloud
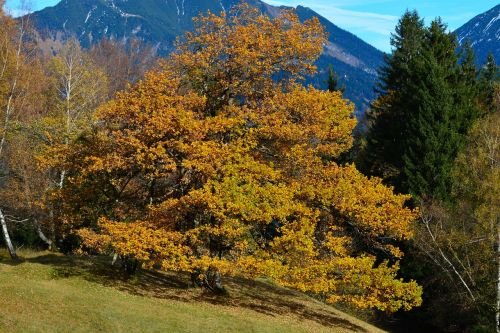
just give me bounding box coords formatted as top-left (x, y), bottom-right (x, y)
top-left (266, 0), bottom-right (398, 47)
top-left (309, 5), bottom-right (398, 35)
top-left (268, 0), bottom-right (398, 36)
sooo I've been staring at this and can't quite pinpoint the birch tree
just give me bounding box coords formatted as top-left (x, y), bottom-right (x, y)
top-left (455, 109), bottom-right (500, 332)
top-left (414, 99), bottom-right (499, 330)
top-left (0, 3), bottom-right (43, 258)
top-left (38, 38), bottom-right (107, 245)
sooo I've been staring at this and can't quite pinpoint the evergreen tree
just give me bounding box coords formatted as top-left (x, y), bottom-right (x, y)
top-left (326, 64), bottom-right (344, 93)
top-left (454, 42), bottom-right (482, 138)
top-left (402, 19), bottom-right (459, 199)
top-left (479, 53), bottom-right (499, 113)
top-left (359, 10), bottom-right (425, 190)
top-left (361, 14), bottom-right (482, 200)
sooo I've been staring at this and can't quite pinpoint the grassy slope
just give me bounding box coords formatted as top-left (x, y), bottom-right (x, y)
top-left (0, 251), bottom-right (385, 333)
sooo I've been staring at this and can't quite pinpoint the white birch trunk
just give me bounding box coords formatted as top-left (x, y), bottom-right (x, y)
top-left (423, 216), bottom-right (476, 302)
top-left (111, 253), bottom-right (118, 266)
top-left (496, 226), bottom-right (500, 333)
top-left (35, 221), bottom-right (53, 250)
top-left (0, 209), bottom-right (17, 259)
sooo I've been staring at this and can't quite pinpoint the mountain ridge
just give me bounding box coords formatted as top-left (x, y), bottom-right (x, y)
top-left (455, 4), bottom-right (500, 64)
top-left (19, 2), bottom-right (500, 113)
top-left (27, 0), bottom-right (385, 115)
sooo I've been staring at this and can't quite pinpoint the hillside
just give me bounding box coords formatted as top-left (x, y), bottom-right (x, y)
top-left (455, 4), bottom-right (500, 64)
top-left (27, 0), bottom-right (385, 115)
top-left (0, 251), bottom-right (385, 333)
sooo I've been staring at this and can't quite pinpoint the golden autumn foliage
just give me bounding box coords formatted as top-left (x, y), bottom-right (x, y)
top-left (0, 6), bottom-right (51, 241)
top-left (49, 5), bottom-right (422, 312)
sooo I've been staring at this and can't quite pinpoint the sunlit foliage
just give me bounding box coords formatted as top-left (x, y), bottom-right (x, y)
top-left (47, 5), bottom-right (421, 312)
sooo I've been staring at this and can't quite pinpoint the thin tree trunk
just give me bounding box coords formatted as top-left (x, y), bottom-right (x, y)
top-left (0, 18), bottom-right (25, 158)
top-left (0, 208), bottom-right (17, 259)
top-left (496, 226), bottom-right (500, 333)
top-left (35, 220), bottom-right (53, 250)
top-left (111, 253), bottom-right (118, 266)
top-left (58, 170), bottom-right (66, 189)
top-left (423, 217), bottom-right (477, 302)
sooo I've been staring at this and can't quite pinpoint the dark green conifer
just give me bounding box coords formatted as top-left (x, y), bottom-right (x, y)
top-left (359, 10), bottom-right (425, 190)
top-left (361, 15), bottom-right (482, 200)
top-left (326, 65), bottom-right (344, 93)
top-left (478, 53), bottom-right (499, 113)
top-left (402, 19), bottom-right (457, 199)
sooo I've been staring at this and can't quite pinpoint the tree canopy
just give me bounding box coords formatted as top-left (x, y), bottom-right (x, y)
top-left (43, 5), bottom-right (422, 312)
top-left (360, 12), bottom-right (484, 200)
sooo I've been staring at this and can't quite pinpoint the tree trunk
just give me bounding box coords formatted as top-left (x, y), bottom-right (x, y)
top-left (496, 227), bottom-right (500, 333)
top-left (35, 221), bottom-right (53, 250)
top-left (0, 209), bottom-right (17, 259)
top-left (422, 216), bottom-right (476, 302)
top-left (205, 266), bottom-right (225, 294)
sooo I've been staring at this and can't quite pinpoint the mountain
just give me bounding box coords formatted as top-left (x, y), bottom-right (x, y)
top-left (294, 5), bottom-right (383, 116)
top-left (455, 4), bottom-right (500, 65)
top-left (28, 0), bottom-right (385, 114)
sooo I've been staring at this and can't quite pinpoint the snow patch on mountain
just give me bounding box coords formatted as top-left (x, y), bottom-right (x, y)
top-left (455, 4), bottom-right (499, 64)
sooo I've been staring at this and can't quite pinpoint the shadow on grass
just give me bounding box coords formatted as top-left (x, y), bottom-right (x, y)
top-left (0, 255), bottom-right (25, 266)
top-left (3, 253), bottom-right (368, 332)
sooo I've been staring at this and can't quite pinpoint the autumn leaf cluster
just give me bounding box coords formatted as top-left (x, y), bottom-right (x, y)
top-left (50, 5), bottom-right (422, 312)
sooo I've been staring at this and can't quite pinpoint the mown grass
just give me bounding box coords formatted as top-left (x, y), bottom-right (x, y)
top-left (0, 250), bottom-right (385, 333)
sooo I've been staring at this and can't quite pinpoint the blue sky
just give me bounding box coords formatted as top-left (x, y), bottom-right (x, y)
top-left (4, 0), bottom-right (499, 52)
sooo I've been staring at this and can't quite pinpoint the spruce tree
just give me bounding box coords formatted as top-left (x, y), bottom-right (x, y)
top-left (359, 10), bottom-right (425, 190)
top-left (361, 14), bottom-right (482, 200)
top-left (402, 19), bottom-right (457, 199)
top-left (454, 42), bottom-right (482, 136)
top-left (479, 53), bottom-right (499, 113)
top-left (326, 65), bottom-right (344, 93)
top-left (402, 19), bottom-right (480, 200)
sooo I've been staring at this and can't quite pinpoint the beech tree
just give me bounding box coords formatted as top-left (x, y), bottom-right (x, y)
top-left (50, 5), bottom-right (422, 312)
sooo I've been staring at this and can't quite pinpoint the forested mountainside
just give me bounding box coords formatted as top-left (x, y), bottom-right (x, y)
top-left (28, 0), bottom-right (385, 114)
top-left (455, 4), bottom-right (499, 65)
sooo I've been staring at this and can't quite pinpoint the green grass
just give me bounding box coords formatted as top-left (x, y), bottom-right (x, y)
top-left (0, 250), bottom-right (385, 333)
